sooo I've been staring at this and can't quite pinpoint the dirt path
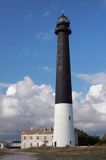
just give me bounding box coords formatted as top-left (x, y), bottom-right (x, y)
top-left (0, 151), bottom-right (39, 160)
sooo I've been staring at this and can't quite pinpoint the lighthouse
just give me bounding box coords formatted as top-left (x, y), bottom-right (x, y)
top-left (53, 13), bottom-right (75, 147)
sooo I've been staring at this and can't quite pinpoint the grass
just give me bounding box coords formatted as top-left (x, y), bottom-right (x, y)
top-left (23, 146), bottom-right (106, 160)
top-left (0, 149), bottom-right (9, 158)
top-left (0, 149), bottom-right (16, 155)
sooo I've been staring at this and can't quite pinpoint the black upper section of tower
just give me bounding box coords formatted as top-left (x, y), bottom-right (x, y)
top-left (55, 13), bottom-right (73, 104)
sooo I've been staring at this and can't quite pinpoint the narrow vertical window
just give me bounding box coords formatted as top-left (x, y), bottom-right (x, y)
top-left (69, 116), bottom-right (71, 120)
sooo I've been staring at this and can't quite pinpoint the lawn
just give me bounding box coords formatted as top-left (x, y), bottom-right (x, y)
top-left (24, 146), bottom-right (106, 160)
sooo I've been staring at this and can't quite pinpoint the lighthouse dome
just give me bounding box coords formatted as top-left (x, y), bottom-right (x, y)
top-left (58, 13), bottom-right (70, 23)
top-left (55, 12), bottom-right (71, 35)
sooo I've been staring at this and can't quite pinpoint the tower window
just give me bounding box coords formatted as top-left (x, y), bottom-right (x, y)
top-left (69, 116), bottom-right (71, 120)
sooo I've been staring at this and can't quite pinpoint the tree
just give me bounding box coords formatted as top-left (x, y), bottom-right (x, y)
top-left (76, 129), bottom-right (100, 146)
top-left (100, 134), bottom-right (106, 144)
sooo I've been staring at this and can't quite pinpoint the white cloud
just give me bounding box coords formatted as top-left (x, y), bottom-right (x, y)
top-left (6, 85), bottom-right (16, 96)
top-left (43, 11), bottom-right (51, 17)
top-left (73, 82), bottom-right (106, 135)
top-left (86, 84), bottom-right (103, 99)
top-left (74, 72), bottom-right (106, 135)
top-left (0, 74), bottom-right (106, 137)
top-left (36, 31), bottom-right (53, 41)
top-left (0, 76), bottom-right (54, 135)
top-left (2, 97), bottom-right (19, 117)
top-left (76, 72), bottom-right (106, 84)
top-left (40, 66), bottom-right (52, 72)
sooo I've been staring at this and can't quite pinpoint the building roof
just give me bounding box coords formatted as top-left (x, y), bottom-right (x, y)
top-left (12, 141), bottom-right (21, 143)
top-left (22, 128), bottom-right (53, 135)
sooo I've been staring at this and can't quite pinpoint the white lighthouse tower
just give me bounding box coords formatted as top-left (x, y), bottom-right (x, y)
top-left (53, 13), bottom-right (75, 147)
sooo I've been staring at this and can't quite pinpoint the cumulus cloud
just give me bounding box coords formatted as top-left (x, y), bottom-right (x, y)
top-left (0, 76), bottom-right (54, 135)
top-left (73, 72), bottom-right (106, 135)
top-left (6, 85), bottom-right (16, 96)
top-left (73, 82), bottom-right (106, 135)
top-left (0, 74), bottom-right (106, 138)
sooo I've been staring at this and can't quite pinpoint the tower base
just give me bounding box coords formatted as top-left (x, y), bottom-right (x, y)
top-left (53, 103), bottom-right (75, 147)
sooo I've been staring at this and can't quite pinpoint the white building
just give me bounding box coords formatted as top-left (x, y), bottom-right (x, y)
top-left (21, 128), bottom-right (53, 149)
top-left (21, 127), bottom-right (78, 149)
top-left (11, 141), bottom-right (21, 148)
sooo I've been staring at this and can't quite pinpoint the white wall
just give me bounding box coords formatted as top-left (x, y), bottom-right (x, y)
top-left (0, 143), bottom-right (4, 149)
top-left (54, 103), bottom-right (75, 147)
top-left (21, 134), bottom-right (53, 149)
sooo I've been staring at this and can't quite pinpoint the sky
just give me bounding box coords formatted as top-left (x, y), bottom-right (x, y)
top-left (0, 0), bottom-right (106, 140)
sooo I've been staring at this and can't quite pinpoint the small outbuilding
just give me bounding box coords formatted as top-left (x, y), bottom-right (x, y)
top-left (0, 140), bottom-right (7, 149)
top-left (11, 141), bottom-right (21, 149)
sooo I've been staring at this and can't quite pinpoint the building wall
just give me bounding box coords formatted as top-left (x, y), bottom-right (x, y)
top-left (21, 134), bottom-right (53, 149)
top-left (11, 143), bottom-right (21, 148)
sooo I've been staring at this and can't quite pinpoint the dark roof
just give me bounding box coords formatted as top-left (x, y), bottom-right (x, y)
top-left (0, 140), bottom-right (7, 144)
top-left (22, 128), bottom-right (53, 135)
top-left (12, 141), bottom-right (21, 143)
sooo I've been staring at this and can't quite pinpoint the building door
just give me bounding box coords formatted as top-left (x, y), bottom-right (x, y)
top-left (37, 143), bottom-right (39, 147)
top-left (54, 142), bottom-right (57, 147)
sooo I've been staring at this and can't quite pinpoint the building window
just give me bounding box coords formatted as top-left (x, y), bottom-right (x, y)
top-left (30, 136), bottom-right (33, 140)
top-left (30, 143), bottom-right (33, 147)
top-left (44, 136), bottom-right (46, 140)
top-left (69, 116), bottom-right (71, 120)
top-left (24, 136), bottom-right (26, 140)
top-left (37, 143), bottom-right (39, 147)
top-left (70, 141), bottom-right (71, 144)
top-left (37, 136), bottom-right (39, 140)
top-left (54, 142), bottom-right (57, 147)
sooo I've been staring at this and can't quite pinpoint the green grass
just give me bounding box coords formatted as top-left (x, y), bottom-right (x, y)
top-left (23, 146), bottom-right (106, 160)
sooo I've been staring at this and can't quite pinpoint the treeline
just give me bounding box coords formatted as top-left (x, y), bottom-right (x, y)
top-left (76, 129), bottom-right (106, 146)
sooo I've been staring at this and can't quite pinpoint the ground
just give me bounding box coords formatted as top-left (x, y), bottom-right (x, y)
top-left (23, 146), bottom-right (106, 160)
top-left (0, 146), bottom-right (106, 160)
top-left (0, 151), bottom-right (38, 160)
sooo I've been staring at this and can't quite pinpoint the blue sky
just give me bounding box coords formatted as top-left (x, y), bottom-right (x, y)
top-left (0, 0), bottom-right (106, 91)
